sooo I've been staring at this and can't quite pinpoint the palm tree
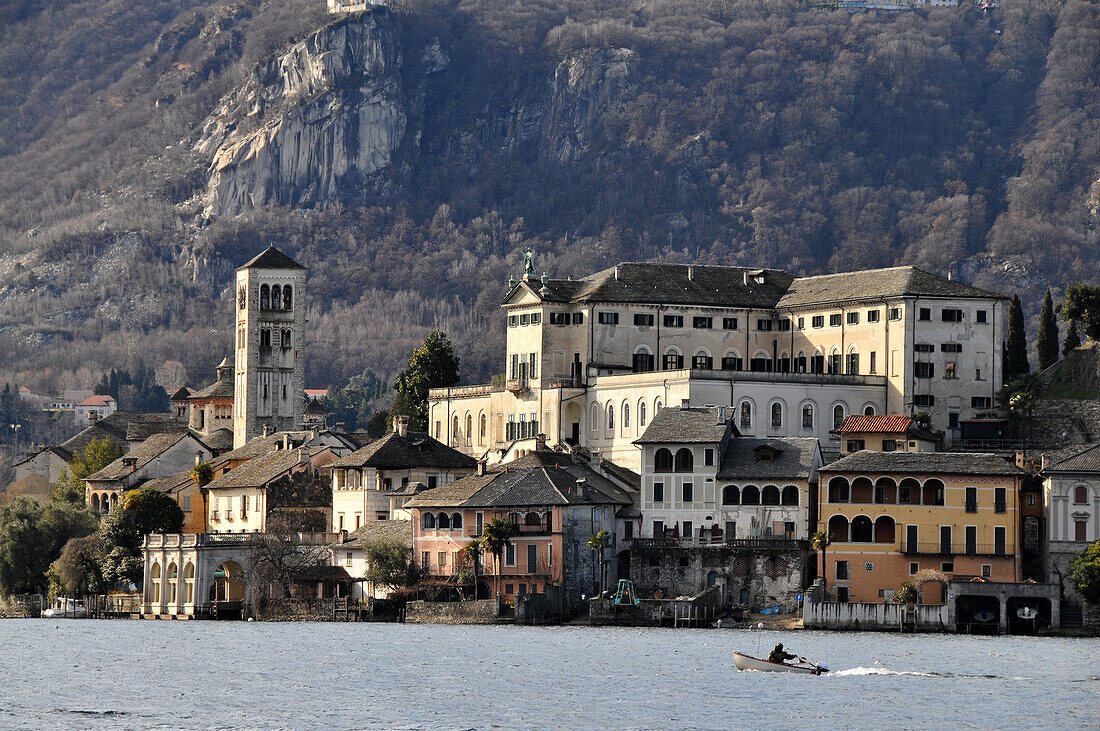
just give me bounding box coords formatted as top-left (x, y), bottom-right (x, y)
top-left (811, 530), bottom-right (831, 594)
top-left (587, 529), bottom-right (611, 597)
top-left (191, 462), bottom-right (214, 487)
top-left (460, 539), bottom-right (483, 600)
top-left (481, 518), bottom-right (515, 601)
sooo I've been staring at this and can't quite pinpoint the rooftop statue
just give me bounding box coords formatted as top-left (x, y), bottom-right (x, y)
top-left (523, 247), bottom-right (534, 279)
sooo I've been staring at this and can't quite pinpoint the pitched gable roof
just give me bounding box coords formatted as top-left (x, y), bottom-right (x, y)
top-left (778, 266), bottom-right (1001, 307)
top-left (717, 437), bottom-right (820, 480)
top-left (834, 415), bottom-right (915, 435)
top-left (237, 246), bottom-right (306, 270)
top-left (334, 519), bottom-right (412, 549)
top-left (329, 431), bottom-right (476, 470)
top-left (1045, 442), bottom-right (1100, 473)
top-left (205, 447), bottom-right (321, 490)
top-left (635, 406), bottom-right (730, 444)
top-left (87, 432), bottom-right (193, 481)
top-left (821, 450), bottom-right (1021, 476)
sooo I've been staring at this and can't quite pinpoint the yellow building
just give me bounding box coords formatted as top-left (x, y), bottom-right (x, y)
top-left (817, 451), bottom-right (1023, 603)
top-left (833, 414), bottom-right (940, 455)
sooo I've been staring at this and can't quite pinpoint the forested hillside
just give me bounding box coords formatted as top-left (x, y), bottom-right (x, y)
top-left (0, 0), bottom-right (1096, 426)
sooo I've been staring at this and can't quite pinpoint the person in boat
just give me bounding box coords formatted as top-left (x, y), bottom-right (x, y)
top-left (767, 642), bottom-right (798, 664)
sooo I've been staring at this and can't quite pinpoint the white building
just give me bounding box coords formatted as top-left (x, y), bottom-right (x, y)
top-left (1042, 444), bottom-right (1100, 607)
top-left (430, 260), bottom-right (1005, 471)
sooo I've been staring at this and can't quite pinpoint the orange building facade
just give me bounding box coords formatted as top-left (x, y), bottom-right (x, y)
top-left (816, 451), bottom-right (1023, 604)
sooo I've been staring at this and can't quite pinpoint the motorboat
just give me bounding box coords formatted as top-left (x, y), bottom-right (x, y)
top-left (733, 651), bottom-right (828, 675)
top-left (42, 597), bottom-right (87, 619)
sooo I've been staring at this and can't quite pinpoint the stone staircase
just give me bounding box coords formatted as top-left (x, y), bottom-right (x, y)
top-left (1061, 604), bottom-right (1083, 631)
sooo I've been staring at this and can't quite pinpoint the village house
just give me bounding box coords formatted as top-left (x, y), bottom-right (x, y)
top-left (330, 519), bottom-right (413, 601)
top-left (817, 451), bottom-right (1024, 605)
top-left (1040, 444), bottom-right (1100, 611)
top-left (184, 357), bottom-right (236, 446)
top-left (406, 452), bottom-right (636, 612)
top-left (329, 415), bottom-right (477, 532)
top-left (141, 471), bottom-right (208, 534)
top-left (75, 394), bottom-right (118, 425)
top-left (833, 414), bottom-right (940, 455)
top-left (85, 431), bottom-right (213, 514)
top-left (429, 259), bottom-right (1006, 471)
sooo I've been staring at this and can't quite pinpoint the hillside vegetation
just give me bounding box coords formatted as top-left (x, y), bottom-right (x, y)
top-left (0, 0), bottom-right (1096, 424)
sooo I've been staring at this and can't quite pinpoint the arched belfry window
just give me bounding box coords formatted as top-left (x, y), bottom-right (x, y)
top-left (260, 284), bottom-right (270, 310)
top-left (271, 285), bottom-right (282, 310)
top-left (283, 285), bottom-right (293, 310)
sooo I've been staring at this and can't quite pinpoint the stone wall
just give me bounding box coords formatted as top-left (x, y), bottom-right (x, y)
top-left (804, 600), bottom-right (949, 631)
top-left (1083, 603), bottom-right (1100, 635)
top-left (629, 541), bottom-right (807, 608)
top-left (405, 599), bottom-right (500, 624)
top-left (589, 588), bottom-right (723, 626)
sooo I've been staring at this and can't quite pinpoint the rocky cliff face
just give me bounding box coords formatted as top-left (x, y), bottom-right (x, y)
top-left (196, 10), bottom-right (424, 218)
top-left (193, 11), bottom-right (634, 219)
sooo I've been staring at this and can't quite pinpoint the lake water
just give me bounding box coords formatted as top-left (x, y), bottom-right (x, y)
top-left (0, 620), bottom-right (1097, 729)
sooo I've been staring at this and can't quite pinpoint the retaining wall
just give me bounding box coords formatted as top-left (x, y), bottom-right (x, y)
top-left (804, 600), bottom-right (948, 631)
top-left (405, 599), bottom-right (501, 624)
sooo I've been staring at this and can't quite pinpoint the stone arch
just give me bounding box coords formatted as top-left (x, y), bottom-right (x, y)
top-left (722, 485), bottom-right (740, 505)
top-left (282, 284), bottom-right (292, 310)
top-left (212, 561), bottom-right (245, 603)
top-left (742, 485), bottom-right (760, 505)
top-left (479, 412), bottom-right (487, 446)
top-left (851, 515), bottom-right (874, 542)
top-left (722, 349), bottom-right (743, 371)
top-left (150, 562), bottom-right (162, 604)
top-left (260, 284), bottom-right (270, 310)
top-left (422, 512), bottom-right (436, 530)
top-left (524, 511), bottom-right (541, 526)
top-left (438, 512), bottom-right (451, 530)
top-left (465, 412), bottom-right (473, 443)
top-left (863, 403), bottom-right (877, 416)
top-left (875, 477), bottom-right (897, 504)
top-left (923, 478), bottom-right (945, 506)
top-left (769, 400), bottom-right (784, 429)
top-left (167, 562), bottom-right (178, 604)
top-left (801, 401), bottom-right (815, 430)
top-left (271, 284), bottom-right (282, 310)
top-left (184, 561), bottom-right (195, 604)
top-left (452, 414), bottom-right (460, 443)
top-left (832, 402), bottom-right (847, 429)
top-left (654, 448), bottom-right (674, 473)
top-left (674, 448), bottom-right (694, 473)
top-left (851, 476), bottom-right (874, 503)
top-left (91, 494), bottom-right (100, 513)
top-left (828, 476), bottom-right (850, 503)
top-left (875, 516), bottom-right (896, 544)
top-left (899, 477), bottom-right (921, 504)
top-left (738, 399), bottom-right (754, 431)
top-left (828, 515), bottom-right (849, 542)
top-left (762, 485), bottom-right (781, 505)
top-left (452, 513), bottom-right (463, 529)
top-left (781, 485), bottom-right (799, 506)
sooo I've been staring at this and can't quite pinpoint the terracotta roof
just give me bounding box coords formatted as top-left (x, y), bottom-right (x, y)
top-left (87, 432), bottom-right (194, 481)
top-left (1044, 443), bottom-right (1100, 473)
top-left (834, 415), bottom-right (915, 435)
top-left (79, 395), bottom-right (116, 406)
top-left (635, 406), bottom-right (731, 444)
top-left (778, 266), bottom-right (1002, 307)
top-left (237, 246), bottom-right (306, 270)
top-left (821, 451), bottom-right (1022, 476)
top-left (329, 431), bottom-right (476, 470)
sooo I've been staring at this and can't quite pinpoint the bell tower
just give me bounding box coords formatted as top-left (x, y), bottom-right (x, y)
top-left (233, 246), bottom-right (307, 448)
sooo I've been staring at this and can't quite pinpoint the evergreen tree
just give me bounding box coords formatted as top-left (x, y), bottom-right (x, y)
top-left (1064, 320), bottom-right (1082, 356)
top-left (1004, 294), bottom-right (1030, 381)
top-left (1062, 284), bottom-right (1100, 341)
top-left (1037, 289), bottom-right (1059, 371)
top-left (391, 331), bottom-right (460, 430)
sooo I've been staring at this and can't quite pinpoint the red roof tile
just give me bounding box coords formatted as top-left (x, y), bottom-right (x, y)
top-left (834, 415), bottom-right (913, 434)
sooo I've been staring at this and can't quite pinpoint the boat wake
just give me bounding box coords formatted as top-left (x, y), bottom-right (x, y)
top-left (832, 667), bottom-right (1008, 679)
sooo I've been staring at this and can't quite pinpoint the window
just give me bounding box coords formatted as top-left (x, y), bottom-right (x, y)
top-left (549, 312), bottom-right (568, 325)
top-left (422, 551), bottom-right (431, 570)
top-left (663, 315), bottom-right (683, 328)
top-left (639, 401), bottom-right (647, 427)
top-left (965, 487), bottom-right (977, 513)
top-left (598, 311), bottom-right (618, 325)
top-left (1075, 485), bottom-right (1089, 504)
top-left (653, 482), bottom-right (665, 503)
top-left (867, 309), bottom-right (881, 323)
top-left (740, 402), bottom-right (752, 429)
top-left (833, 405), bottom-right (845, 429)
top-left (632, 352), bottom-right (655, 373)
top-left (940, 526), bottom-right (952, 554)
top-left (944, 362), bottom-right (957, 380)
top-left (828, 353), bottom-right (841, 374)
top-left (520, 314), bottom-right (529, 326)
top-left (942, 309), bottom-right (963, 322)
top-left (1027, 493), bottom-right (1036, 507)
top-left (691, 353), bottom-right (713, 370)
top-left (505, 543), bottom-right (516, 566)
top-left (693, 316), bottom-right (713, 329)
top-left (704, 448), bottom-right (714, 466)
top-left (438, 551), bottom-right (448, 568)
top-left (721, 355), bottom-right (743, 371)
top-left (847, 438), bottom-right (865, 452)
top-left (674, 448), bottom-right (694, 472)
top-left (941, 343), bottom-right (962, 353)
top-left (259, 329), bottom-right (271, 348)
top-left (652, 520), bottom-right (664, 538)
top-left (722, 317), bottom-right (738, 330)
top-left (797, 317), bottom-right (805, 329)
top-left (869, 352), bottom-right (877, 374)
top-left (914, 395), bottom-right (935, 407)
top-left (812, 316), bottom-right (824, 328)
top-left (829, 314), bottom-right (842, 327)
top-left (532, 313), bottom-right (541, 324)
top-left (654, 449), bottom-right (673, 473)
top-left (972, 397), bottom-right (992, 409)
top-left (915, 362), bottom-right (935, 379)
top-left (942, 562), bottom-right (954, 573)
top-left (801, 404), bottom-right (814, 429)
top-left (663, 352), bottom-right (684, 370)
top-left (606, 404), bottom-right (614, 431)
top-left (847, 353), bottom-right (859, 375)
top-left (508, 315), bottom-right (518, 327)
top-left (949, 412), bottom-right (959, 428)
top-left (590, 404), bottom-right (599, 432)
top-left (1076, 520), bottom-right (1087, 541)
top-left (909, 562), bottom-right (919, 575)
top-left (837, 587), bottom-right (849, 603)
top-left (835, 561), bottom-right (850, 581)
top-left (682, 522), bottom-right (693, 540)
top-left (757, 318), bottom-right (772, 331)
top-left (976, 310), bottom-right (987, 323)
top-left (888, 307), bottom-right (902, 321)
top-left (623, 402), bottom-right (630, 429)
top-left (995, 526), bottom-right (1006, 555)
top-left (182, 495), bottom-right (191, 512)
top-left (777, 319), bottom-right (791, 332)
top-left (572, 312), bottom-right (584, 325)
top-left (771, 402), bottom-right (783, 428)
top-left (847, 312), bottom-right (859, 325)
top-left (682, 483), bottom-right (693, 503)
top-left (864, 562), bottom-right (874, 572)
top-left (919, 307), bottom-right (931, 321)
top-left (915, 343), bottom-right (934, 353)
top-left (634, 313), bottom-right (654, 327)
top-left (995, 487), bottom-right (1006, 513)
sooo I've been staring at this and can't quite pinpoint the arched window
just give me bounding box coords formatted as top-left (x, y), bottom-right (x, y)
top-left (781, 485), bottom-right (799, 506)
top-left (923, 479), bottom-right (945, 506)
top-left (674, 448), bottom-right (694, 472)
top-left (438, 512), bottom-right (451, 529)
top-left (622, 401), bottom-right (630, 431)
top-left (874, 516), bottom-right (895, 544)
top-left (422, 512), bottom-right (436, 530)
top-left (260, 284), bottom-right (270, 310)
top-left (828, 477), bottom-right (850, 503)
top-left (633, 346), bottom-right (654, 373)
top-left (851, 477), bottom-right (873, 504)
top-left (722, 485), bottom-right (740, 505)
top-left (507, 512), bottom-right (520, 525)
top-left (663, 348), bottom-right (684, 370)
top-left (654, 448), bottom-right (674, 473)
top-left (479, 413), bottom-right (487, 445)
top-left (801, 403), bottom-right (814, 429)
top-left (465, 413), bottom-right (473, 442)
top-left (828, 515), bottom-right (849, 542)
top-left (283, 285), bottom-right (292, 310)
top-left (452, 415), bottom-right (460, 442)
top-left (846, 345), bottom-right (858, 375)
top-left (525, 512), bottom-right (542, 526)
top-left (795, 350), bottom-right (807, 373)
top-left (899, 478), bottom-right (920, 504)
top-left (639, 401), bottom-right (647, 428)
top-left (150, 562), bottom-right (162, 604)
top-left (875, 477), bottom-right (897, 504)
top-left (271, 285), bottom-right (281, 310)
top-left (591, 403), bottom-right (600, 431)
top-left (742, 485), bottom-right (760, 505)
top-left (739, 401), bottom-right (753, 430)
top-left (184, 562), bottom-right (195, 604)
top-left (833, 404), bottom-right (846, 429)
top-left (770, 402), bottom-right (783, 429)
top-left (692, 349), bottom-right (712, 370)
top-left (452, 513), bottom-right (463, 529)
top-left (851, 515), bottom-right (874, 542)
top-left (606, 403), bottom-right (615, 431)
top-left (762, 486), bottom-right (780, 505)
top-left (655, 399), bottom-right (663, 411)
top-left (167, 562), bottom-right (178, 604)
top-left (91, 494), bottom-right (100, 513)
top-left (864, 404), bottom-right (876, 416)
top-left (1075, 485), bottom-right (1089, 504)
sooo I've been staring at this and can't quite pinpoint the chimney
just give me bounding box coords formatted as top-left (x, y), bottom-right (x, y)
top-left (194, 451), bottom-right (203, 466)
top-left (88, 411), bottom-right (99, 424)
top-left (743, 271), bottom-right (750, 286)
top-left (122, 457), bottom-right (137, 473)
top-left (262, 424), bottom-right (272, 437)
top-left (614, 265), bottom-right (620, 280)
top-left (680, 398), bottom-right (690, 410)
top-left (535, 433), bottom-right (547, 451)
top-left (310, 425), bottom-right (319, 440)
top-left (394, 415), bottom-right (409, 438)
top-left (717, 406), bottom-right (727, 424)
top-left (1041, 452), bottom-right (1051, 470)
top-left (336, 422), bottom-right (346, 433)
top-left (687, 266), bottom-right (694, 281)
top-left (575, 478), bottom-right (587, 499)
top-left (298, 447), bottom-right (309, 465)
top-left (947, 271), bottom-right (953, 281)
top-left (283, 433), bottom-right (291, 450)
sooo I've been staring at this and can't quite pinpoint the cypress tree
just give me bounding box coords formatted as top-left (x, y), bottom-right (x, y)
top-left (1037, 289), bottom-right (1059, 371)
top-left (1004, 294), bottom-right (1030, 381)
top-left (1063, 320), bottom-right (1081, 356)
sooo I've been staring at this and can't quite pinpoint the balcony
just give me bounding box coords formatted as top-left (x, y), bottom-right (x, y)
top-left (506, 378), bottom-right (529, 393)
top-left (465, 523), bottom-right (553, 538)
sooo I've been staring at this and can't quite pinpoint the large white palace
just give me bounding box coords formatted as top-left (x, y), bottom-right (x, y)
top-left (429, 258), bottom-right (1006, 471)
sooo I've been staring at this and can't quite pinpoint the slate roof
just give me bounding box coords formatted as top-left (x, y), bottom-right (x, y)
top-left (635, 406), bottom-right (731, 444)
top-left (821, 451), bottom-right (1021, 476)
top-left (405, 473), bottom-right (497, 508)
top-left (87, 432), bottom-right (194, 481)
top-left (717, 438), bottom-right (821, 481)
top-left (125, 421), bottom-right (188, 442)
top-left (238, 246), bottom-right (306, 270)
top-left (141, 470), bottom-right (196, 495)
top-left (188, 378), bottom-right (234, 401)
top-left (205, 447), bottom-right (321, 490)
top-left (305, 399), bottom-right (328, 415)
top-left (1044, 442), bottom-right (1100, 473)
top-left (333, 519), bottom-right (413, 549)
top-left (329, 431), bottom-right (476, 470)
top-left (777, 266), bottom-right (1002, 307)
top-left (197, 428), bottom-right (235, 452)
top-left (170, 387), bottom-right (192, 402)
